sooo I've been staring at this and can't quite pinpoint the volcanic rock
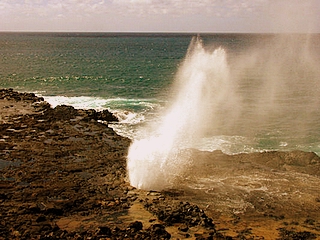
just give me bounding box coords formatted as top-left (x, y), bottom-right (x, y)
top-left (1, 89), bottom-right (320, 239)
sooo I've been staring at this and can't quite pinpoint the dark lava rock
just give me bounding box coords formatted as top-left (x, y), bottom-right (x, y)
top-left (147, 224), bottom-right (171, 239)
top-left (278, 228), bottom-right (317, 240)
top-left (45, 105), bottom-right (119, 122)
top-left (128, 221), bottom-right (143, 232)
top-left (2, 89), bottom-right (319, 240)
top-left (0, 89), bottom-right (129, 239)
top-left (83, 108), bottom-right (119, 122)
top-left (0, 89), bottom-right (211, 239)
top-left (0, 88), bottom-right (44, 102)
top-left (96, 226), bottom-right (112, 237)
top-left (145, 200), bottom-right (215, 229)
top-left (52, 105), bottom-right (79, 120)
top-left (178, 224), bottom-right (189, 232)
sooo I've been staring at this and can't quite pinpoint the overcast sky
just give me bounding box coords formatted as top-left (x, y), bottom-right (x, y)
top-left (1, 0), bottom-right (319, 33)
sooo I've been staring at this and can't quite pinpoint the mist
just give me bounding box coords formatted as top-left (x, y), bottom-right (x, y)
top-left (230, 34), bottom-right (320, 137)
top-left (127, 37), bottom-right (238, 190)
top-left (265, 0), bottom-right (319, 33)
top-left (126, 32), bottom-right (320, 191)
top-left (126, 0), bottom-right (320, 191)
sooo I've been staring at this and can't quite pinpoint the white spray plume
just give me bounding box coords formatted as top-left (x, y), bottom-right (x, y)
top-left (127, 36), bottom-right (236, 190)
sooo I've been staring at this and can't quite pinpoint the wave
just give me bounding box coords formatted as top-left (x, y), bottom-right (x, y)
top-left (40, 95), bottom-right (162, 139)
top-left (39, 94), bottom-right (320, 156)
top-left (42, 96), bottom-right (109, 110)
top-left (42, 95), bottom-right (160, 108)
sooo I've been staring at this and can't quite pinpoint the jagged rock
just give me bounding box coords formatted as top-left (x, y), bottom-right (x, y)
top-left (96, 226), bottom-right (112, 237)
top-left (2, 89), bottom-right (320, 239)
top-left (0, 88), bottom-right (44, 102)
top-left (148, 224), bottom-right (171, 239)
top-left (81, 108), bottom-right (119, 122)
top-left (128, 221), bottom-right (143, 232)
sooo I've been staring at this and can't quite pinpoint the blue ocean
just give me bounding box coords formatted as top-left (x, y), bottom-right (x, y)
top-left (1, 32), bottom-right (320, 155)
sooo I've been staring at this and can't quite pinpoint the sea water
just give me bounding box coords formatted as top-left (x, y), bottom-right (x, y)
top-left (1, 32), bottom-right (320, 157)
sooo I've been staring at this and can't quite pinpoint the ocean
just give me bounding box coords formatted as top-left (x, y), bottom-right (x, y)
top-left (1, 32), bottom-right (320, 155)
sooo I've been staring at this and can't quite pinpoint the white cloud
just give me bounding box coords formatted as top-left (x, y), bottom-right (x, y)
top-left (0, 0), bottom-right (269, 22)
top-left (0, 0), bottom-right (319, 32)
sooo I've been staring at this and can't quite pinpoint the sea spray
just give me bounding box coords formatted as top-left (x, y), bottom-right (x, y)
top-left (127, 37), bottom-right (236, 190)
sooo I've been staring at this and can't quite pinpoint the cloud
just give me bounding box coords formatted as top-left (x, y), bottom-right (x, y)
top-left (0, 0), bottom-right (264, 19)
top-left (0, 0), bottom-right (319, 32)
top-left (113, 0), bottom-right (266, 17)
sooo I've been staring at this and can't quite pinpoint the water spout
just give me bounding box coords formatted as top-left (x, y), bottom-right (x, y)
top-left (127, 37), bottom-right (235, 190)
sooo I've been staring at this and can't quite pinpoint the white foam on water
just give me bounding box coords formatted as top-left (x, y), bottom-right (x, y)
top-left (42, 96), bottom-right (109, 110)
top-left (41, 95), bottom-right (161, 140)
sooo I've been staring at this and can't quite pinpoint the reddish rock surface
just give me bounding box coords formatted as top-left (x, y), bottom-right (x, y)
top-left (1, 89), bottom-right (319, 239)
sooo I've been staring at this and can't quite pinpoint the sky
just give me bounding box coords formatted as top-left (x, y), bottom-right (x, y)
top-left (0, 0), bottom-right (319, 33)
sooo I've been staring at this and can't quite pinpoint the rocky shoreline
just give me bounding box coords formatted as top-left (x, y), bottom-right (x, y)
top-left (1, 89), bottom-right (319, 239)
top-left (0, 89), bottom-right (217, 239)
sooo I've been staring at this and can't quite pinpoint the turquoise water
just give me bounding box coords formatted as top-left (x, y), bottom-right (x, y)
top-left (1, 32), bottom-right (320, 155)
top-left (0, 33), bottom-right (188, 99)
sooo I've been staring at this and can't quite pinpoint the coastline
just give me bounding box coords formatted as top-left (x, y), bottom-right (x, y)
top-left (1, 89), bottom-right (319, 239)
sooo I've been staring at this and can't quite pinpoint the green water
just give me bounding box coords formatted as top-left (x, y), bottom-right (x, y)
top-left (1, 32), bottom-right (320, 155)
top-left (0, 32), bottom-right (190, 98)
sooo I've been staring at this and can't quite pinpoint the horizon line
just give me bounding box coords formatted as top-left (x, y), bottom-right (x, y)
top-left (1, 30), bottom-right (320, 35)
